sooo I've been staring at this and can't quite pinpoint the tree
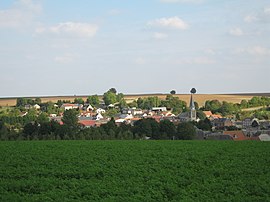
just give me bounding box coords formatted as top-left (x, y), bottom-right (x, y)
top-left (101, 117), bottom-right (117, 137)
top-left (159, 119), bottom-right (176, 139)
top-left (137, 98), bottom-right (144, 109)
top-left (196, 111), bottom-right (206, 120)
top-left (118, 99), bottom-right (128, 109)
top-left (190, 88), bottom-right (197, 94)
top-left (170, 90), bottom-right (176, 95)
top-left (133, 118), bottom-right (156, 138)
top-left (16, 98), bottom-right (27, 107)
top-left (74, 98), bottom-right (84, 105)
top-left (204, 100), bottom-right (222, 113)
top-left (87, 95), bottom-right (100, 107)
top-left (196, 118), bottom-right (212, 131)
top-left (35, 98), bottom-right (41, 105)
top-left (103, 91), bottom-right (117, 106)
top-left (37, 112), bottom-right (49, 123)
top-left (109, 88), bottom-right (117, 94)
top-left (62, 109), bottom-right (79, 129)
top-left (128, 100), bottom-right (138, 108)
top-left (23, 122), bottom-right (39, 139)
top-left (105, 109), bottom-right (118, 117)
top-left (117, 93), bottom-right (124, 102)
top-left (176, 122), bottom-right (196, 140)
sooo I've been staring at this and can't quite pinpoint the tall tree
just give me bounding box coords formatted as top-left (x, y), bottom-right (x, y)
top-left (87, 95), bottom-right (100, 107)
top-left (74, 98), bottom-right (84, 105)
top-left (159, 119), bottom-right (176, 139)
top-left (109, 88), bottom-right (117, 94)
top-left (176, 122), bottom-right (196, 140)
top-left (62, 109), bottom-right (79, 129)
top-left (103, 91), bottom-right (117, 106)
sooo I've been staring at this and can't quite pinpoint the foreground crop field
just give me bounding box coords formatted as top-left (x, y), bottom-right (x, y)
top-left (0, 141), bottom-right (269, 201)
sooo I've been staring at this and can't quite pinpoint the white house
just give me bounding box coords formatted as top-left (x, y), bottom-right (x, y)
top-left (61, 104), bottom-right (80, 111)
top-left (93, 113), bottom-right (104, 120)
top-left (83, 104), bottom-right (94, 111)
top-left (119, 114), bottom-right (134, 120)
top-left (96, 108), bottom-right (106, 114)
top-left (152, 107), bottom-right (167, 112)
top-left (259, 134), bottom-right (270, 141)
top-left (33, 104), bottom-right (41, 110)
top-left (132, 108), bottom-right (143, 116)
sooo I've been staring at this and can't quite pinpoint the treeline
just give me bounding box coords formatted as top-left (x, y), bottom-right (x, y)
top-left (0, 108), bottom-right (209, 141)
top-left (202, 96), bottom-right (270, 116)
top-left (0, 118), bottom-right (200, 141)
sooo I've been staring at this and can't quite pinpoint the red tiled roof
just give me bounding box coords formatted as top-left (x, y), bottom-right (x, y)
top-left (211, 114), bottom-right (223, 119)
top-left (79, 120), bottom-right (96, 127)
top-left (203, 111), bottom-right (213, 117)
top-left (223, 131), bottom-right (248, 141)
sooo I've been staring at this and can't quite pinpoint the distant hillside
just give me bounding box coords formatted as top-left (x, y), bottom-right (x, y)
top-left (1, 93), bottom-right (269, 107)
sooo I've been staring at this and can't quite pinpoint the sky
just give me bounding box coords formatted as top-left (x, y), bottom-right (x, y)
top-left (0, 0), bottom-right (270, 97)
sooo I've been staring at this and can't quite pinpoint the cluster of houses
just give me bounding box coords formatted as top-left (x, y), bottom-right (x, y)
top-left (21, 94), bottom-right (270, 141)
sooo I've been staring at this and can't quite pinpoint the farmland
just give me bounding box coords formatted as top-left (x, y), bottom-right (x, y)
top-left (0, 141), bottom-right (269, 201)
top-left (1, 93), bottom-right (269, 107)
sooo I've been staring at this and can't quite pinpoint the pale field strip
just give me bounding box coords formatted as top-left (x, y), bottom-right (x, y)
top-left (0, 94), bottom-right (262, 107)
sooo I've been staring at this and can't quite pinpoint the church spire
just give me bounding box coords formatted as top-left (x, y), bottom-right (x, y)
top-left (189, 88), bottom-right (197, 121)
top-left (190, 94), bottom-right (195, 110)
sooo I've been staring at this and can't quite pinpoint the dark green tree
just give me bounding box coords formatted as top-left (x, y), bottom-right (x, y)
top-left (87, 95), bottom-right (100, 107)
top-left (170, 90), bottom-right (176, 95)
top-left (109, 88), bottom-right (117, 94)
top-left (103, 91), bottom-right (117, 106)
top-left (190, 88), bottom-right (197, 94)
top-left (37, 112), bottom-right (49, 123)
top-left (74, 98), bottom-right (84, 104)
top-left (23, 122), bottom-right (39, 139)
top-left (62, 109), bottom-right (79, 129)
top-left (35, 98), bottom-right (41, 105)
top-left (196, 118), bottom-right (212, 131)
top-left (159, 119), bottom-right (176, 139)
top-left (176, 122), bottom-right (196, 140)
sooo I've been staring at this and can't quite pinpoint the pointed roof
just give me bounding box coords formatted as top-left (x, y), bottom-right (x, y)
top-left (190, 94), bottom-right (195, 110)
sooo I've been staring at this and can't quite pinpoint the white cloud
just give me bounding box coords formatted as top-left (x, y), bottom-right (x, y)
top-left (0, 0), bottom-right (41, 29)
top-left (244, 6), bottom-right (270, 23)
top-left (229, 28), bottom-right (244, 36)
top-left (135, 57), bottom-right (146, 65)
top-left (204, 49), bottom-right (217, 55)
top-left (153, 32), bottom-right (168, 39)
top-left (160, 0), bottom-right (203, 3)
top-left (244, 15), bottom-right (258, 23)
top-left (234, 46), bottom-right (270, 56)
top-left (54, 53), bottom-right (79, 64)
top-left (264, 7), bottom-right (270, 15)
top-left (175, 57), bottom-right (215, 65)
top-left (36, 22), bottom-right (98, 38)
top-left (148, 16), bottom-right (189, 30)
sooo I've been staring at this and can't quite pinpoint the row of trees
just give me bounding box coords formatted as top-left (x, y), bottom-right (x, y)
top-left (203, 97), bottom-right (270, 116)
top-left (0, 108), bottom-right (198, 140)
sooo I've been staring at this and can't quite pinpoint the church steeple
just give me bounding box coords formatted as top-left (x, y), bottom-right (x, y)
top-left (190, 94), bottom-right (195, 110)
top-left (189, 88), bottom-right (197, 121)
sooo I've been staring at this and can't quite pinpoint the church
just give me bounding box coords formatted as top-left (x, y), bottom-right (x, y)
top-left (178, 89), bottom-right (197, 122)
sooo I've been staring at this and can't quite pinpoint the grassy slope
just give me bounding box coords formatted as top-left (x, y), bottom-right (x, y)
top-left (0, 141), bottom-right (269, 201)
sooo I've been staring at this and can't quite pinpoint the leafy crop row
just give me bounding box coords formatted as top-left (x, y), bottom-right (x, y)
top-left (0, 141), bottom-right (269, 201)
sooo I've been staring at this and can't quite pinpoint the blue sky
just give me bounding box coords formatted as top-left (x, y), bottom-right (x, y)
top-left (0, 0), bottom-right (269, 97)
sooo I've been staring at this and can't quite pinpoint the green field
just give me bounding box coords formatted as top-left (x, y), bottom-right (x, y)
top-left (0, 141), bottom-right (269, 201)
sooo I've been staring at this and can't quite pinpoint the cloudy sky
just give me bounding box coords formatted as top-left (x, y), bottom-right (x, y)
top-left (0, 0), bottom-right (269, 97)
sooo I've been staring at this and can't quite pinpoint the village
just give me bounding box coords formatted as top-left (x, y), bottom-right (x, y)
top-left (6, 88), bottom-right (269, 141)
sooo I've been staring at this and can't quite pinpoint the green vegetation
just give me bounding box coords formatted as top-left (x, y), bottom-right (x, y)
top-left (0, 141), bottom-right (269, 201)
